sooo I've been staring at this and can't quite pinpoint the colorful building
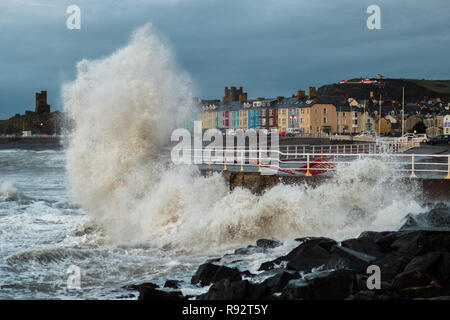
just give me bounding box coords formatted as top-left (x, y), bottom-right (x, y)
top-left (278, 108), bottom-right (288, 132)
top-left (239, 109), bottom-right (248, 130)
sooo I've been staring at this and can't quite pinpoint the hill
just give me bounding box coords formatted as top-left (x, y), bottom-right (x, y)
top-left (317, 78), bottom-right (450, 101)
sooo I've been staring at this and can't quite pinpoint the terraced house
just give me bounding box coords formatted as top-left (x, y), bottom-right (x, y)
top-left (197, 86), bottom-right (364, 136)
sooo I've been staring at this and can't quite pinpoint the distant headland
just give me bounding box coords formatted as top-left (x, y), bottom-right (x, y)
top-left (0, 91), bottom-right (63, 137)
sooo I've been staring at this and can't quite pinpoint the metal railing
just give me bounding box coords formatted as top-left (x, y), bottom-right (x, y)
top-left (185, 148), bottom-right (450, 179)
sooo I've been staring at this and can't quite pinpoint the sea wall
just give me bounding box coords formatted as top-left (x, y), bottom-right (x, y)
top-left (203, 171), bottom-right (450, 201)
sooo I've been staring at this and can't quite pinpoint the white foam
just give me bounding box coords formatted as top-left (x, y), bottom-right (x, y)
top-left (63, 24), bottom-right (425, 255)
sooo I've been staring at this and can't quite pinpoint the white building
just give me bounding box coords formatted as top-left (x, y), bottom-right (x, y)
top-left (444, 115), bottom-right (450, 134)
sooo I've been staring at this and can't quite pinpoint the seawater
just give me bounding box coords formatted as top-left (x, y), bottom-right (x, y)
top-left (0, 24), bottom-right (431, 299)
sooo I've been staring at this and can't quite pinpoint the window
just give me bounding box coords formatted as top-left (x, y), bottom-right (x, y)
top-left (324, 108), bottom-right (327, 114)
top-left (323, 117), bottom-right (327, 124)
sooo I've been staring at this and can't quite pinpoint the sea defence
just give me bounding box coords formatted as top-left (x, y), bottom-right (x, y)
top-left (202, 171), bottom-right (450, 201)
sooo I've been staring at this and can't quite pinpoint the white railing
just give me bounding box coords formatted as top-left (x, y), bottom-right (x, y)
top-left (185, 148), bottom-right (450, 179)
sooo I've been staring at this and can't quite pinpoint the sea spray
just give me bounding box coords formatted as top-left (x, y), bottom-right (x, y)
top-left (0, 181), bottom-right (20, 201)
top-left (63, 25), bottom-right (424, 253)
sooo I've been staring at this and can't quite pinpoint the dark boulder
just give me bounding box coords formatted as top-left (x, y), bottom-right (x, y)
top-left (399, 213), bottom-right (428, 230)
top-left (400, 207), bottom-right (450, 230)
top-left (326, 245), bottom-right (376, 274)
top-left (306, 269), bottom-right (356, 300)
top-left (233, 245), bottom-right (264, 255)
top-left (402, 252), bottom-right (450, 290)
top-left (341, 235), bottom-right (384, 259)
top-left (137, 284), bottom-right (185, 300)
top-left (260, 271), bottom-right (299, 294)
top-left (425, 207), bottom-right (450, 228)
top-left (259, 258), bottom-right (285, 271)
top-left (375, 251), bottom-right (412, 282)
top-left (286, 244), bottom-right (330, 272)
top-left (392, 270), bottom-right (445, 299)
top-left (256, 238), bottom-right (282, 249)
top-left (198, 279), bottom-right (271, 300)
top-left (259, 237), bottom-right (336, 272)
top-left (164, 280), bottom-right (182, 289)
top-left (191, 263), bottom-right (241, 287)
top-left (280, 279), bottom-right (310, 300)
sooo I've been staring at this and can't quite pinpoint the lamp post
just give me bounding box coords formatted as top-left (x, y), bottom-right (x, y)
top-left (378, 93), bottom-right (382, 136)
top-left (402, 86), bottom-right (405, 136)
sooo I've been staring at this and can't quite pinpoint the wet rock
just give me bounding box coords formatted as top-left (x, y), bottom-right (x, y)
top-left (198, 279), bottom-right (271, 300)
top-left (259, 258), bottom-right (285, 271)
top-left (280, 279), bottom-right (310, 300)
top-left (375, 252), bottom-right (412, 282)
top-left (402, 252), bottom-right (450, 289)
top-left (256, 238), bottom-right (282, 249)
top-left (375, 231), bottom-right (424, 255)
top-left (123, 282), bottom-right (159, 292)
top-left (439, 253), bottom-right (450, 288)
top-left (400, 207), bottom-right (450, 230)
top-left (164, 280), bottom-right (182, 289)
top-left (402, 252), bottom-right (441, 274)
top-left (392, 271), bottom-right (445, 299)
top-left (260, 271), bottom-right (299, 294)
top-left (306, 269), bottom-right (356, 300)
top-left (259, 237), bottom-right (336, 272)
top-left (191, 263), bottom-right (241, 287)
top-left (326, 245), bottom-right (376, 274)
top-left (241, 270), bottom-right (256, 279)
top-left (341, 235), bottom-right (384, 259)
top-left (137, 284), bottom-right (185, 300)
top-left (233, 245), bottom-right (264, 255)
top-left (426, 207), bottom-right (450, 228)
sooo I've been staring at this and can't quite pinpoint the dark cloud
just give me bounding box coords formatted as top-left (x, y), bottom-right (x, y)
top-left (0, 0), bottom-right (449, 118)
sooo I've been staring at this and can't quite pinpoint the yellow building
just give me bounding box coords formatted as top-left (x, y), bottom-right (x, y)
top-left (310, 104), bottom-right (337, 135)
top-left (201, 111), bottom-right (214, 129)
top-left (336, 107), bottom-right (361, 134)
top-left (298, 107), bottom-right (311, 134)
top-left (376, 117), bottom-right (392, 135)
top-left (278, 108), bottom-right (289, 132)
top-left (239, 109), bottom-right (248, 130)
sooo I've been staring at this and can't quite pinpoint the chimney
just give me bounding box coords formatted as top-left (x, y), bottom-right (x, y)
top-left (239, 93), bottom-right (248, 104)
top-left (276, 96), bottom-right (284, 102)
top-left (297, 90), bottom-right (306, 100)
top-left (192, 97), bottom-right (199, 105)
top-left (308, 87), bottom-right (316, 98)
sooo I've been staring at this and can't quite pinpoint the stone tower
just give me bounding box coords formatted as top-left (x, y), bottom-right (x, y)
top-left (35, 91), bottom-right (51, 114)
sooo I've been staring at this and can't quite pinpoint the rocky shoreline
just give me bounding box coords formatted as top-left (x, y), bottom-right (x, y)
top-left (130, 203), bottom-right (450, 300)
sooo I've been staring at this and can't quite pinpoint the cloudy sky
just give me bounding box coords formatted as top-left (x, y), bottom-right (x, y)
top-left (0, 0), bottom-right (449, 118)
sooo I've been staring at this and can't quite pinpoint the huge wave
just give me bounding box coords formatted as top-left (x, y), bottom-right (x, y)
top-left (63, 24), bottom-right (424, 253)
